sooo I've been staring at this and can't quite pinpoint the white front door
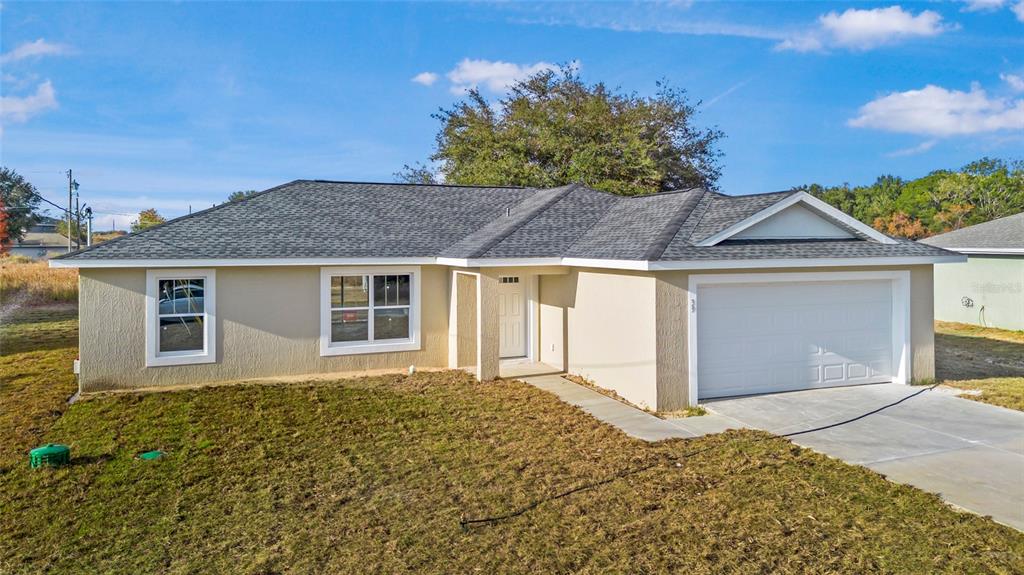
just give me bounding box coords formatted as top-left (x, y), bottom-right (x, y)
top-left (498, 276), bottom-right (526, 358)
top-left (696, 279), bottom-right (895, 400)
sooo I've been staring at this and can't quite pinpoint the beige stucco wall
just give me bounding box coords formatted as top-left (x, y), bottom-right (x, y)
top-left (454, 272), bottom-right (477, 368)
top-left (909, 265), bottom-right (936, 382)
top-left (539, 268), bottom-right (659, 409)
top-left (78, 265), bottom-right (450, 392)
top-left (539, 276), bottom-right (567, 370)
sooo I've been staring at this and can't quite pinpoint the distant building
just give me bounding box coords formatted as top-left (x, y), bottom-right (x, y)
top-left (10, 217), bottom-right (69, 260)
top-left (922, 212), bottom-right (1024, 331)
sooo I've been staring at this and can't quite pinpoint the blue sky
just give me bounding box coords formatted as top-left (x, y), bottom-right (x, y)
top-left (2, 1), bottom-right (1022, 230)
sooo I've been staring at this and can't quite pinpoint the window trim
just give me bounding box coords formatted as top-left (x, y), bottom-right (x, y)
top-left (319, 266), bottom-right (421, 357)
top-left (145, 269), bottom-right (217, 367)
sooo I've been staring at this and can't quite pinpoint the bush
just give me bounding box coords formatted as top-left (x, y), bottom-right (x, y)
top-left (0, 256), bottom-right (77, 305)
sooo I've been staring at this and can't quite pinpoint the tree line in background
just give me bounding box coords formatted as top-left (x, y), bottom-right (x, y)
top-left (798, 158), bottom-right (1024, 239)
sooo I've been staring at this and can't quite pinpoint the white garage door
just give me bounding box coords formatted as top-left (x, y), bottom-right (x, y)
top-left (696, 279), bottom-right (894, 400)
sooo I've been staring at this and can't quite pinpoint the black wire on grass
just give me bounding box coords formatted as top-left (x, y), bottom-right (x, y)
top-left (459, 382), bottom-right (941, 530)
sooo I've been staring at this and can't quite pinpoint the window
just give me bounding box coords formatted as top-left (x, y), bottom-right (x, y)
top-left (320, 267), bottom-right (421, 356)
top-left (146, 269), bottom-right (216, 366)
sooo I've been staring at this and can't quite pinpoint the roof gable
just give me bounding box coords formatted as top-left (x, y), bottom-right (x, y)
top-left (732, 203), bottom-right (854, 240)
top-left (695, 192), bottom-right (895, 246)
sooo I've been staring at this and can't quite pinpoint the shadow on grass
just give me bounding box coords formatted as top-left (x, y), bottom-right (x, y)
top-left (2, 305), bottom-right (77, 326)
top-left (936, 332), bottom-right (1024, 382)
top-left (0, 330), bottom-right (77, 356)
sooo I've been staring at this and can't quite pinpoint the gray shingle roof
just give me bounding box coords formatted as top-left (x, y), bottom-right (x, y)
top-left (57, 179), bottom-right (956, 263)
top-left (920, 212), bottom-right (1024, 250)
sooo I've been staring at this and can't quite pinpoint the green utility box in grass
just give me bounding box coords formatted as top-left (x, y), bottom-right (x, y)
top-left (29, 444), bottom-right (70, 468)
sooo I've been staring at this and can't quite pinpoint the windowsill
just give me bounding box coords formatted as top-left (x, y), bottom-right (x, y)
top-left (320, 339), bottom-right (420, 357)
top-left (146, 352), bottom-right (217, 367)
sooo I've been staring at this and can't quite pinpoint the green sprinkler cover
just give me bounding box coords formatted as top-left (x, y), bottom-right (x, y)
top-left (138, 450), bottom-right (164, 461)
top-left (29, 443), bottom-right (70, 468)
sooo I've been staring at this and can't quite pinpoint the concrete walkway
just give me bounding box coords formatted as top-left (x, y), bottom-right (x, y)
top-left (520, 371), bottom-right (1023, 530)
top-left (705, 384), bottom-right (1024, 531)
top-left (521, 374), bottom-right (696, 441)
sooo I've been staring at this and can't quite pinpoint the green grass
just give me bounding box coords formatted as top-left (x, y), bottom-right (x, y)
top-left (0, 305), bottom-right (79, 467)
top-left (935, 321), bottom-right (1024, 411)
top-left (1, 312), bottom-right (1022, 574)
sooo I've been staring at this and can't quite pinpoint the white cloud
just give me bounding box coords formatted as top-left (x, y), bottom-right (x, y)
top-left (0, 80), bottom-right (58, 123)
top-left (961, 0), bottom-right (1006, 11)
top-left (1013, 0), bottom-right (1024, 21)
top-left (848, 82), bottom-right (1024, 136)
top-left (1002, 73), bottom-right (1024, 92)
top-left (886, 140), bottom-right (937, 157)
top-left (446, 58), bottom-right (557, 94)
top-left (0, 38), bottom-right (71, 64)
top-left (411, 72), bottom-right (439, 86)
top-left (777, 6), bottom-right (954, 52)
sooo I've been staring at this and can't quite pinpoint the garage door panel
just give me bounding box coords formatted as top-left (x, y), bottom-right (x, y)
top-left (697, 279), bottom-right (894, 400)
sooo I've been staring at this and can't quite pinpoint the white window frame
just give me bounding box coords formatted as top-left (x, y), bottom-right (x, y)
top-left (320, 266), bottom-right (421, 356)
top-left (145, 268), bottom-right (217, 367)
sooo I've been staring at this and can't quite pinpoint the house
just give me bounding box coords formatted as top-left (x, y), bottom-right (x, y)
top-left (921, 212), bottom-right (1024, 331)
top-left (51, 180), bottom-right (963, 410)
top-left (11, 217), bottom-right (69, 260)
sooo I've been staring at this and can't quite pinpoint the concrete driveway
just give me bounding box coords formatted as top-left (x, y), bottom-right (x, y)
top-left (703, 384), bottom-right (1024, 531)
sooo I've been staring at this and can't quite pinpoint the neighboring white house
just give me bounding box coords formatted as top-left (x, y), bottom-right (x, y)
top-left (921, 212), bottom-right (1024, 331)
top-left (10, 217), bottom-right (69, 260)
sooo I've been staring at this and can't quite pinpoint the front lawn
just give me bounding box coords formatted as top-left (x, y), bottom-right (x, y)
top-left (1, 311), bottom-right (1022, 573)
top-left (936, 320), bottom-right (1024, 411)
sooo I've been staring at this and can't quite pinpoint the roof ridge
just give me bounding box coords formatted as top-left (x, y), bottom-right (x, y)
top-left (465, 183), bottom-right (581, 258)
top-left (306, 179), bottom-right (530, 190)
top-left (52, 179), bottom-right (304, 260)
top-left (641, 188), bottom-right (704, 261)
top-left (680, 190), bottom-right (717, 244)
top-left (718, 189), bottom-right (797, 199)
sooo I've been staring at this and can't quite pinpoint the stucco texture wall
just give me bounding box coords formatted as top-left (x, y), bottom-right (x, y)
top-left (78, 265), bottom-right (450, 392)
top-left (933, 256), bottom-right (1024, 331)
top-left (539, 268), bottom-right (659, 410)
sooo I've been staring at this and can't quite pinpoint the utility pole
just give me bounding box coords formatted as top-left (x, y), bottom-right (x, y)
top-left (74, 189), bottom-right (81, 250)
top-left (84, 206), bottom-right (93, 247)
top-left (66, 170), bottom-right (79, 253)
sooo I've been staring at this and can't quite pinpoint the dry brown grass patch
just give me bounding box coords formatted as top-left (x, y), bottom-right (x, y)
top-left (0, 257), bottom-right (78, 307)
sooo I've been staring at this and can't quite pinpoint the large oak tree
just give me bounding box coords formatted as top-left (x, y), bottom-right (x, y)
top-left (398, 66), bottom-right (724, 195)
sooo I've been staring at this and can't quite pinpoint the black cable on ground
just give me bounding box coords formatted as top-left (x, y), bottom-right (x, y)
top-left (459, 382), bottom-right (941, 530)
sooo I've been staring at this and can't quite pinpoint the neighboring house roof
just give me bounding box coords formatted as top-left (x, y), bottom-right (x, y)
top-left (53, 179), bottom-right (957, 266)
top-left (920, 212), bottom-right (1024, 254)
top-left (16, 231), bottom-right (68, 247)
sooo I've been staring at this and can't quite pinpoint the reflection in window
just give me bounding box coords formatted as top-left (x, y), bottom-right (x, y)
top-left (329, 273), bottom-right (411, 344)
top-left (157, 279), bottom-right (206, 353)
